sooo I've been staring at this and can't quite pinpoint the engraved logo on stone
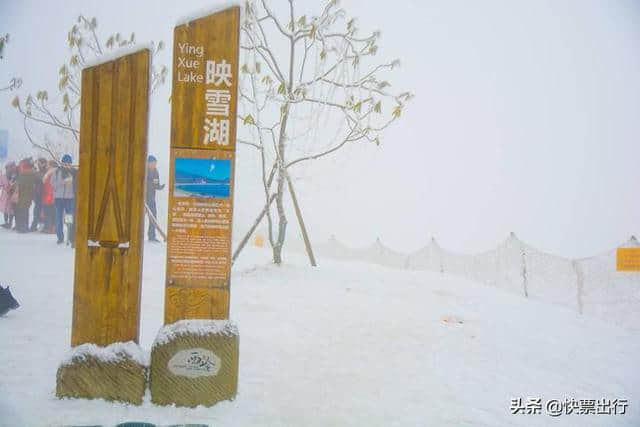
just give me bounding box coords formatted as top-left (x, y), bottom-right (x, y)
top-left (168, 348), bottom-right (221, 378)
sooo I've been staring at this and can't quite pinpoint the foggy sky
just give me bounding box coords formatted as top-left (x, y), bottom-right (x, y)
top-left (1, 0), bottom-right (639, 258)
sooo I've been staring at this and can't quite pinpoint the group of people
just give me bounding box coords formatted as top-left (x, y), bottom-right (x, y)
top-left (0, 154), bottom-right (165, 245)
top-left (0, 155), bottom-right (76, 244)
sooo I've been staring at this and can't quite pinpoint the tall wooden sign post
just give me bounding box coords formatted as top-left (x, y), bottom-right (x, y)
top-left (164, 7), bottom-right (239, 323)
top-left (71, 50), bottom-right (150, 347)
top-left (150, 7), bottom-right (241, 407)
top-left (56, 49), bottom-right (150, 405)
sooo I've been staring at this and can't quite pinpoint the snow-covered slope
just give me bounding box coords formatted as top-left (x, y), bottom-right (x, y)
top-left (0, 230), bottom-right (638, 426)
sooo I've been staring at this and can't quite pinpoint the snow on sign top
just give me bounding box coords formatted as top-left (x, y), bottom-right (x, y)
top-left (81, 44), bottom-right (153, 71)
top-left (153, 319), bottom-right (239, 348)
top-left (61, 341), bottom-right (148, 367)
top-left (175, 3), bottom-right (242, 28)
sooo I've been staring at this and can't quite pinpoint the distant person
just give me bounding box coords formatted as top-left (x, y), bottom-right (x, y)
top-left (29, 158), bottom-right (47, 232)
top-left (52, 154), bottom-right (76, 245)
top-left (146, 155), bottom-right (165, 242)
top-left (0, 161), bottom-right (17, 229)
top-left (41, 160), bottom-right (57, 234)
top-left (15, 158), bottom-right (38, 233)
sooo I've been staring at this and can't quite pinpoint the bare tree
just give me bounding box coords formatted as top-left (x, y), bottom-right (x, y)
top-left (10, 17), bottom-right (167, 161)
top-left (234, 0), bottom-right (412, 265)
top-left (0, 34), bottom-right (23, 92)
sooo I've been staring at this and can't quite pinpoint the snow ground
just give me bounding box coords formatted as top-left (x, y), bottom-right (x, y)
top-left (0, 229), bottom-right (638, 427)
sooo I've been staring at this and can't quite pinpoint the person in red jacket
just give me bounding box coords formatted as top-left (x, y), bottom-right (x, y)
top-left (41, 160), bottom-right (57, 233)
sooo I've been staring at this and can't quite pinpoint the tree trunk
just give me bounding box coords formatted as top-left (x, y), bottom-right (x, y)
top-left (272, 103), bottom-right (290, 265)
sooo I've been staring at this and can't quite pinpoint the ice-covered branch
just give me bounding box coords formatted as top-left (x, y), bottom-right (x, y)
top-left (259, 0), bottom-right (292, 38)
top-left (22, 117), bottom-right (62, 162)
top-left (0, 77), bottom-right (21, 92)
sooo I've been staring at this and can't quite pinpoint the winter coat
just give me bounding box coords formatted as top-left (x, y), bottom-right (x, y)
top-left (52, 168), bottom-right (76, 200)
top-left (0, 173), bottom-right (10, 214)
top-left (146, 168), bottom-right (164, 203)
top-left (0, 171), bottom-right (16, 214)
top-left (42, 168), bottom-right (55, 206)
top-left (32, 170), bottom-right (44, 205)
top-left (16, 170), bottom-right (38, 210)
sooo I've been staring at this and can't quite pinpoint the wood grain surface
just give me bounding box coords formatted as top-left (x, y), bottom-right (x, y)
top-left (71, 49), bottom-right (150, 346)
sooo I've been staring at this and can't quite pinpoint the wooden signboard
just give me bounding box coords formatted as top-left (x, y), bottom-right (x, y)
top-left (71, 49), bottom-right (150, 346)
top-left (165, 7), bottom-right (240, 324)
top-left (616, 248), bottom-right (640, 271)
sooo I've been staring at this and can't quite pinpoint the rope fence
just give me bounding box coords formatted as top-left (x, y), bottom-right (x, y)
top-left (303, 233), bottom-right (640, 332)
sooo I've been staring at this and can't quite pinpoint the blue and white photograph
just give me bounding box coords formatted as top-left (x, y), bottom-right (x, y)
top-left (174, 157), bottom-right (230, 198)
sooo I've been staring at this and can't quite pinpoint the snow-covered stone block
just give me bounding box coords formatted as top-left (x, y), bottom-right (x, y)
top-left (149, 319), bottom-right (239, 407)
top-left (56, 341), bottom-right (147, 405)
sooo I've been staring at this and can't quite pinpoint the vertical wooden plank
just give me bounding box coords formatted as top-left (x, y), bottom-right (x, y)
top-left (164, 7), bottom-right (240, 324)
top-left (128, 52), bottom-right (150, 342)
top-left (71, 49), bottom-right (150, 347)
top-left (71, 67), bottom-right (94, 342)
